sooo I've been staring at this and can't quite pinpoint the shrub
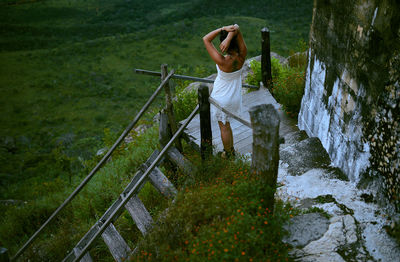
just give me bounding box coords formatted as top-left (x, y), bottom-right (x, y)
top-left (246, 58), bottom-right (288, 87)
top-left (272, 69), bottom-right (305, 117)
top-left (245, 60), bottom-right (262, 86)
top-left (245, 57), bottom-right (305, 117)
top-left (174, 88), bottom-right (197, 122)
top-left (271, 57), bottom-right (287, 80)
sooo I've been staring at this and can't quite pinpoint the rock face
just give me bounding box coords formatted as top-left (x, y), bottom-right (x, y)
top-left (283, 213), bottom-right (330, 248)
top-left (298, 0), bottom-right (400, 210)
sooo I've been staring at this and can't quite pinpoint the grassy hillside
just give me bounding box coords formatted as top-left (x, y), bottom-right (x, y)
top-left (0, 0), bottom-right (312, 257)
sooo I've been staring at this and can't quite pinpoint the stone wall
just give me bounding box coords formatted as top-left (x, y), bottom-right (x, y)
top-left (298, 0), bottom-right (400, 209)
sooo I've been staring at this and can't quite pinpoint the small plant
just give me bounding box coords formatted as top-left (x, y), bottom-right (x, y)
top-left (272, 69), bottom-right (305, 117)
top-left (174, 88), bottom-right (197, 122)
top-left (245, 56), bottom-right (305, 118)
top-left (245, 60), bottom-right (262, 86)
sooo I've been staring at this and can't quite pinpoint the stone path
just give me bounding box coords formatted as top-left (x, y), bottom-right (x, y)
top-left (275, 107), bottom-right (400, 261)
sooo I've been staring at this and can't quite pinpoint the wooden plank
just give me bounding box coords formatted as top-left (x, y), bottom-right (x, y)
top-left (237, 141), bottom-right (253, 155)
top-left (73, 248), bottom-right (93, 262)
top-left (209, 97), bottom-right (251, 127)
top-left (63, 150), bottom-right (160, 262)
top-left (189, 118), bottom-right (243, 139)
top-left (148, 167), bottom-right (177, 198)
top-left (159, 110), bottom-right (171, 147)
top-left (135, 68), bottom-right (258, 89)
top-left (234, 133), bottom-right (253, 152)
top-left (125, 196), bottom-right (153, 236)
top-left (162, 64), bottom-right (182, 151)
top-left (101, 223), bottom-right (131, 262)
top-left (167, 147), bottom-right (197, 177)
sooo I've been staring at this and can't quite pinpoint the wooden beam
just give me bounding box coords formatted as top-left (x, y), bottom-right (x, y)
top-left (101, 223), bottom-right (131, 262)
top-left (208, 97), bottom-right (251, 128)
top-left (198, 84), bottom-right (213, 159)
top-left (159, 109), bottom-right (171, 148)
top-left (148, 167), bottom-right (177, 198)
top-left (72, 248), bottom-right (93, 262)
top-left (249, 104), bottom-right (280, 213)
top-left (135, 69), bottom-right (259, 89)
top-left (161, 64), bottom-right (182, 151)
top-left (167, 147), bottom-right (197, 177)
top-left (125, 196), bottom-right (153, 236)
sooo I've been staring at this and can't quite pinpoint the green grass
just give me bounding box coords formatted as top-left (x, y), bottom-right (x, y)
top-left (130, 153), bottom-right (294, 261)
top-left (0, 0), bottom-right (313, 258)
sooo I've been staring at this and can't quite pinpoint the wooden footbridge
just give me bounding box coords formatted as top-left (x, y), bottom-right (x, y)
top-left (3, 28), bottom-right (283, 262)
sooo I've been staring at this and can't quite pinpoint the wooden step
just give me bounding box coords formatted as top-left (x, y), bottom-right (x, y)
top-left (63, 149), bottom-right (177, 261)
top-left (125, 196), bottom-right (153, 236)
top-left (167, 147), bottom-right (197, 177)
top-left (101, 223), bottom-right (131, 262)
top-left (63, 152), bottom-right (156, 262)
top-left (148, 166), bottom-right (177, 198)
top-left (72, 247), bottom-right (93, 262)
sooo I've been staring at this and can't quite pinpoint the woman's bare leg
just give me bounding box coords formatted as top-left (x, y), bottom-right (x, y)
top-left (218, 121), bottom-right (233, 151)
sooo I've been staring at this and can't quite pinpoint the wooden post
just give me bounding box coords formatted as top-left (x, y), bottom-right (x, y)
top-left (249, 104), bottom-right (280, 213)
top-left (161, 64), bottom-right (182, 151)
top-left (198, 84), bottom-right (212, 159)
top-left (0, 248), bottom-right (9, 262)
top-left (261, 28), bottom-right (272, 89)
top-left (159, 109), bottom-right (171, 148)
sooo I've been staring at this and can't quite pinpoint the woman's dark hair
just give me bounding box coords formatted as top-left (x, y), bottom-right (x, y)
top-left (220, 30), bottom-right (239, 53)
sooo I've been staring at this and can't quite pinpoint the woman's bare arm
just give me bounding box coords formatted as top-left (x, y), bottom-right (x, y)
top-left (234, 24), bottom-right (247, 59)
top-left (202, 27), bottom-right (226, 65)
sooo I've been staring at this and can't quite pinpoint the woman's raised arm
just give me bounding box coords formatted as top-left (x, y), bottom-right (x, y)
top-left (202, 27), bottom-right (226, 65)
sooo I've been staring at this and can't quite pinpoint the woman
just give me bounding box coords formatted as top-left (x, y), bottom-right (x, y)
top-left (203, 24), bottom-right (247, 158)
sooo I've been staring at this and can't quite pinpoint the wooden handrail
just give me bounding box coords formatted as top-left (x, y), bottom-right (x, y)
top-left (73, 104), bottom-right (200, 262)
top-left (11, 70), bottom-right (176, 262)
top-left (135, 68), bottom-right (259, 89)
top-left (208, 97), bottom-right (251, 128)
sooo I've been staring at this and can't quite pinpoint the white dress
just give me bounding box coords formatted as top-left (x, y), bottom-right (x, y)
top-left (210, 64), bottom-right (243, 124)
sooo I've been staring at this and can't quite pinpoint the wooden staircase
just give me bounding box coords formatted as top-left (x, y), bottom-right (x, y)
top-left (62, 95), bottom-right (200, 262)
top-left (63, 150), bottom-right (179, 262)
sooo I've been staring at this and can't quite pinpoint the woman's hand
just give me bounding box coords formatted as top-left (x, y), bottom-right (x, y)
top-left (223, 24), bottom-right (239, 32)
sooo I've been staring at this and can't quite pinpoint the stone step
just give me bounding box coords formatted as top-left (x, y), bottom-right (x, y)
top-left (280, 130), bottom-right (308, 150)
top-left (280, 137), bottom-right (331, 176)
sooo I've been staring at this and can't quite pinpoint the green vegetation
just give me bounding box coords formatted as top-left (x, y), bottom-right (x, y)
top-left (131, 154), bottom-right (294, 261)
top-left (0, 0), bottom-right (313, 259)
top-left (245, 40), bottom-right (308, 118)
top-left (0, 120), bottom-right (164, 261)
